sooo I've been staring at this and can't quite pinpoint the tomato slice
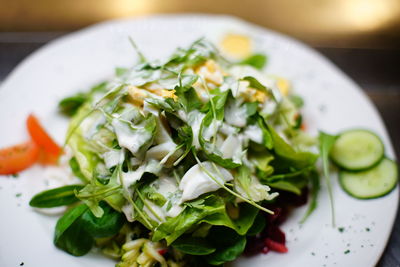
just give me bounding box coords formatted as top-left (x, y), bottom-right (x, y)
top-left (0, 141), bottom-right (40, 175)
top-left (26, 114), bottom-right (62, 157)
top-left (38, 149), bottom-right (60, 165)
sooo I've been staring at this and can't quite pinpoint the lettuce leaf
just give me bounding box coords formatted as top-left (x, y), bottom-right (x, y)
top-left (152, 194), bottom-right (258, 244)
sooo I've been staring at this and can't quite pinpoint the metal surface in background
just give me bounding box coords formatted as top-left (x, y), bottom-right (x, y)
top-left (1, 0), bottom-right (400, 48)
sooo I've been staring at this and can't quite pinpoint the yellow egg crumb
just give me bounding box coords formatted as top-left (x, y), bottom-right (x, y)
top-left (128, 86), bottom-right (148, 106)
top-left (195, 60), bottom-right (224, 85)
top-left (159, 89), bottom-right (177, 100)
top-left (276, 77), bottom-right (291, 96)
top-left (220, 34), bottom-right (252, 59)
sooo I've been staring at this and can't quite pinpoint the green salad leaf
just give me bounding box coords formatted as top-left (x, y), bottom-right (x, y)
top-left (54, 204), bottom-right (93, 256)
top-left (240, 53), bottom-right (268, 70)
top-left (29, 185), bottom-right (84, 208)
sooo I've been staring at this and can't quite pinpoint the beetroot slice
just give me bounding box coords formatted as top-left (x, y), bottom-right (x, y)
top-left (266, 224), bottom-right (286, 244)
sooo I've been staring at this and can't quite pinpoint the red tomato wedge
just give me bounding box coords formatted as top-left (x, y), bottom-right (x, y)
top-left (26, 114), bottom-right (62, 159)
top-left (38, 149), bottom-right (60, 165)
top-left (0, 141), bottom-right (40, 175)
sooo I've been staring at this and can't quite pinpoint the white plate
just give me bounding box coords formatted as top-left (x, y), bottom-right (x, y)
top-left (0, 14), bottom-right (397, 267)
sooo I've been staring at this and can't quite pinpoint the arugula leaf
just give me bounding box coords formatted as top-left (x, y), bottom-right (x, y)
top-left (319, 131), bottom-right (337, 226)
top-left (80, 201), bottom-right (125, 238)
top-left (256, 115), bottom-right (273, 149)
top-left (58, 82), bottom-right (108, 117)
top-left (172, 236), bottom-right (216, 255)
top-left (242, 76), bottom-right (268, 93)
top-left (29, 185), bottom-right (84, 208)
top-left (240, 53), bottom-right (268, 70)
top-left (145, 97), bottom-right (179, 113)
top-left (140, 184), bottom-right (167, 206)
top-left (300, 170), bottom-right (320, 223)
top-left (76, 166), bottom-right (124, 217)
top-left (267, 179), bottom-right (308, 195)
top-left (198, 92), bottom-right (241, 169)
top-left (174, 86), bottom-right (202, 113)
top-left (54, 204), bottom-right (93, 256)
top-left (264, 165), bottom-right (314, 183)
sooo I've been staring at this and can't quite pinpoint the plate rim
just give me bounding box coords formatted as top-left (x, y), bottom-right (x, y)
top-left (0, 13), bottom-right (398, 266)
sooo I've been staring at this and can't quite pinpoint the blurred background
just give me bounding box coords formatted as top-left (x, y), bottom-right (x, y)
top-left (0, 0), bottom-right (399, 264)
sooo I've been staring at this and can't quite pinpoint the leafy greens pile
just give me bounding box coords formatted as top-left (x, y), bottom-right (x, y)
top-left (31, 39), bottom-right (320, 266)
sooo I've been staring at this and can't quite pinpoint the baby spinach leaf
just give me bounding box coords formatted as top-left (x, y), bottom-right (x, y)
top-left (205, 227), bottom-right (247, 265)
top-left (245, 102), bottom-right (258, 117)
top-left (240, 53), bottom-right (268, 70)
top-left (269, 125), bottom-right (318, 170)
top-left (152, 195), bottom-right (257, 245)
top-left (29, 185), bottom-right (84, 208)
top-left (202, 203), bottom-right (258, 236)
top-left (80, 201), bottom-right (124, 238)
top-left (69, 157), bottom-right (86, 181)
top-left (246, 212), bottom-right (266, 236)
top-left (54, 204), bottom-right (94, 256)
top-left (172, 236), bottom-right (216, 255)
top-left (58, 93), bottom-right (87, 117)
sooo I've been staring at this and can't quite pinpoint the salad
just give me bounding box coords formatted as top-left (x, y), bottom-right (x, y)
top-left (9, 38), bottom-right (395, 267)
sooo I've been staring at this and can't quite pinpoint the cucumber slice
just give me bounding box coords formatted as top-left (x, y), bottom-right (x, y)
top-left (330, 129), bottom-right (384, 171)
top-left (339, 158), bottom-right (398, 199)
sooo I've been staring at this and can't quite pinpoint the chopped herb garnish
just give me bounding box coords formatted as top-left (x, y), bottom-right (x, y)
top-left (338, 227), bottom-right (345, 233)
top-left (344, 250), bottom-right (350, 254)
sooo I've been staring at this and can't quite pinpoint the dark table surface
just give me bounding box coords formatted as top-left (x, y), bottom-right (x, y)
top-left (0, 32), bottom-right (399, 267)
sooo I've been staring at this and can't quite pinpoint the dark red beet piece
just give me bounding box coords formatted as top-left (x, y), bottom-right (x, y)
top-left (266, 224), bottom-right (286, 244)
top-left (244, 236), bottom-right (266, 256)
top-left (262, 246), bottom-right (270, 254)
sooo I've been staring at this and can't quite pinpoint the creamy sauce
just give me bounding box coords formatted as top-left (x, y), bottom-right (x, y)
top-left (220, 134), bottom-right (242, 163)
top-left (244, 124), bottom-right (263, 144)
top-left (112, 118), bottom-right (152, 156)
top-left (102, 150), bottom-right (124, 169)
top-left (179, 161), bottom-right (233, 202)
top-left (187, 110), bottom-right (206, 149)
top-left (224, 99), bottom-right (247, 127)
